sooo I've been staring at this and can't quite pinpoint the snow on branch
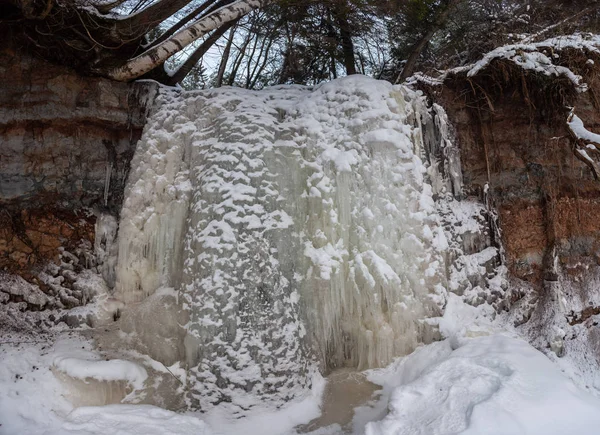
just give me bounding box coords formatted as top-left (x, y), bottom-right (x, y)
top-left (105, 0), bottom-right (270, 81)
top-left (567, 108), bottom-right (600, 179)
top-left (568, 111), bottom-right (600, 145)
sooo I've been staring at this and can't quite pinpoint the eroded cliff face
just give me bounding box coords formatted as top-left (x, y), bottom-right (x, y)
top-left (436, 60), bottom-right (600, 328)
top-left (0, 45), bottom-right (157, 304)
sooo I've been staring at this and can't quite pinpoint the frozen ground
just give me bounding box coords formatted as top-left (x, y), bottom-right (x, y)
top-left (0, 327), bottom-right (321, 435)
top-left (3, 295), bottom-right (600, 435)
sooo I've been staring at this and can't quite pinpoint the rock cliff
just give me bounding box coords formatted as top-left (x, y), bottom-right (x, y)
top-left (0, 44), bottom-right (157, 304)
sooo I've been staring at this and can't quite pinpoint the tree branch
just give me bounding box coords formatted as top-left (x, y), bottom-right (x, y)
top-left (395, 0), bottom-right (464, 83)
top-left (167, 18), bottom-right (238, 86)
top-left (112, 0), bottom-right (197, 39)
top-left (144, 0), bottom-right (221, 49)
top-left (216, 22), bottom-right (236, 87)
top-left (103, 0), bottom-right (271, 81)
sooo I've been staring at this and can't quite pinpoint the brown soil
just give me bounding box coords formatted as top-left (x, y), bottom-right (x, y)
top-left (299, 369), bottom-right (379, 433)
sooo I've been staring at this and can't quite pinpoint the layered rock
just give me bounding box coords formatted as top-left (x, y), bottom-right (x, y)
top-left (0, 43), bottom-right (157, 302)
top-left (425, 44), bottom-right (600, 384)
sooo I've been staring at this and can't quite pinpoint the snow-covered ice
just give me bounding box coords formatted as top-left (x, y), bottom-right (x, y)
top-left (53, 356), bottom-right (147, 390)
top-left (114, 75), bottom-right (448, 411)
top-left (0, 330), bottom-right (206, 435)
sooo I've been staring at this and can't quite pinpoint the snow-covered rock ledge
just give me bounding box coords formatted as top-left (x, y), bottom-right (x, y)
top-left (410, 33), bottom-right (600, 91)
top-left (53, 356), bottom-right (147, 390)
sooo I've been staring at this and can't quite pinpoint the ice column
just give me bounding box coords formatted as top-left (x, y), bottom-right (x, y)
top-left (292, 79), bottom-right (446, 370)
top-left (114, 77), bottom-right (449, 413)
top-left (113, 92), bottom-right (193, 303)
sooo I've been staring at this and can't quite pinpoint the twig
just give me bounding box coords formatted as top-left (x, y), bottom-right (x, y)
top-left (161, 362), bottom-right (185, 387)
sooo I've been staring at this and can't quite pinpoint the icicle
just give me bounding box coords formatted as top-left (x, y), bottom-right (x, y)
top-left (95, 213), bottom-right (119, 288)
top-left (483, 182), bottom-right (506, 264)
top-left (103, 162), bottom-right (113, 207)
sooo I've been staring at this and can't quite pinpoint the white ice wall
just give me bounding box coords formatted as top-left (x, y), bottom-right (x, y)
top-left (114, 76), bottom-right (450, 413)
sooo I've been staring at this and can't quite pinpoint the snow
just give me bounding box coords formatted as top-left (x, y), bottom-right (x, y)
top-left (576, 147), bottom-right (595, 164)
top-left (364, 334), bottom-right (600, 435)
top-left (352, 291), bottom-right (600, 435)
top-left (3, 75), bottom-right (600, 435)
top-left (0, 331), bottom-right (165, 434)
top-left (62, 405), bottom-right (211, 435)
top-left (568, 112), bottom-right (600, 144)
top-left (0, 329), bottom-right (322, 435)
top-left (411, 33), bottom-right (600, 92)
top-left (0, 273), bottom-right (49, 308)
top-left (202, 373), bottom-right (325, 435)
top-left (469, 47), bottom-right (584, 90)
top-left (5, 296), bottom-right (600, 435)
top-left (53, 356), bottom-right (148, 390)
top-left (0, 334), bottom-right (73, 434)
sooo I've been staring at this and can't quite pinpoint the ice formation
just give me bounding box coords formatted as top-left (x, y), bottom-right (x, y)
top-left (53, 356), bottom-right (147, 389)
top-left (114, 76), bottom-right (450, 412)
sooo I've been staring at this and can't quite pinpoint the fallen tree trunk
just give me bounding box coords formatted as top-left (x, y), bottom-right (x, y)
top-left (102, 0), bottom-right (271, 81)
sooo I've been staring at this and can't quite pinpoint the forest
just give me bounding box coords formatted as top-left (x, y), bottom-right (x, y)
top-left (5, 0), bottom-right (598, 87)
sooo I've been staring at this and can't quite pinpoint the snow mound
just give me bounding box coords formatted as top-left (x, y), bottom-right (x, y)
top-left (365, 334), bottom-right (600, 435)
top-left (62, 404), bottom-right (211, 435)
top-left (53, 356), bottom-right (147, 389)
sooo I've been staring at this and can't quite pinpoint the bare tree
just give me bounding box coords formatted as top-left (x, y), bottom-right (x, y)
top-left (166, 18), bottom-right (239, 86)
top-left (6, 0), bottom-right (271, 84)
top-left (104, 0), bottom-right (272, 80)
top-left (215, 23), bottom-right (237, 86)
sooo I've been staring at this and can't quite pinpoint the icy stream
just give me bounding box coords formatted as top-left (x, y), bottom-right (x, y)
top-left (113, 76), bottom-right (453, 412)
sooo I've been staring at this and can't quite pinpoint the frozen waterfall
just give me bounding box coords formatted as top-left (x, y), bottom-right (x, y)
top-left (114, 76), bottom-right (451, 412)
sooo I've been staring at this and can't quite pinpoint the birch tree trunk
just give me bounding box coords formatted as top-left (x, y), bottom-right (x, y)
top-left (167, 20), bottom-right (238, 86)
top-left (103, 0), bottom-right (271, 81)
top-left (216, 24), bottom-right (236, 87)
top-left (144, 0), bottom-right (220, 49)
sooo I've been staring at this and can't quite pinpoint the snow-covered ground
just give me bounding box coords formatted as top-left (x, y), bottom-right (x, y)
top-left (0, 327), bottom-right (320, 435)
top-left (3, 298), bottom-right (600, 435)
top-left (363, 335), bottom-right (600, 435)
